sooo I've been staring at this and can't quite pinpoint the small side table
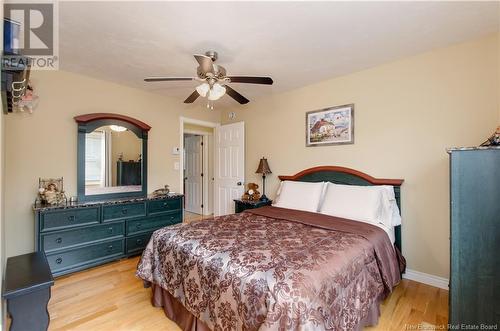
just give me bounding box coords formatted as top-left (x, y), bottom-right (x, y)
top-left (234, 199), bottom-right (273, 213)
top-left (3, 252), bottom-right (54, 331)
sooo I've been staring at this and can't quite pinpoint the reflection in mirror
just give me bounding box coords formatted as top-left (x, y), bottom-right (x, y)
top-left (85, 125), bottom-right (142, 195)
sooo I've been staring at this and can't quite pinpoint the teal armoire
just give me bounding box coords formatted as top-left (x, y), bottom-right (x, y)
top-left (449, 147), bottom-right (499, 326)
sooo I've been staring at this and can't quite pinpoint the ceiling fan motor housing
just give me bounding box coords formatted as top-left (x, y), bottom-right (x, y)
top-left (205, 50), bottom-right (218, 62)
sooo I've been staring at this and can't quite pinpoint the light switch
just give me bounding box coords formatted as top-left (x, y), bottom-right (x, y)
top-left (174, 162), bottom-right (180, 170)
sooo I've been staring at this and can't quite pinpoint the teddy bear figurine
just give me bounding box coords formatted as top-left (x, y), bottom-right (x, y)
top-left (242, 182), bottom-right (261, 201)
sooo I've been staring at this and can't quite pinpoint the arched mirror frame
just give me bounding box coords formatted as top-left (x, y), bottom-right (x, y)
top-left (74, 113), bottom-right (151, 202)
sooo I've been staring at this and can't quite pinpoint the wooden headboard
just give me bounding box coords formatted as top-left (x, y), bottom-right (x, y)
top-left (278, 166), bottom-right (404, 251)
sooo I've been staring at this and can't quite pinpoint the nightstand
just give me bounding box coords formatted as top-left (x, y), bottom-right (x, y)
top-left (234, 199), bottom-right (273, 213)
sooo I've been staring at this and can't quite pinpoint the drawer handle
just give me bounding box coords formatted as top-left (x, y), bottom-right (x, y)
top-left (56, 257), bottom-right (62, 264)
top-left (163, 202), bottom-right (168, 207)
top-left (136, 239), bottom-right (143, 245)
top-left (107, 227), bottom-right (114, 234)
top-left (107, 245), bottom-right (113, 251)
top-left (68, 215), bottom-right (75, 221)
top-left (121, 209), bottom-right (128, 214)
top-left (56, 237), bottom-right (62, 244)
top-left (136, 223), bottom-right (142, 229)
top-left (169, 216), bottom-right (174, 220)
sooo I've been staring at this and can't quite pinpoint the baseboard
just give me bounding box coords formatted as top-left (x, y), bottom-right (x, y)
top-left (403, 268), bottom-right (449, 290)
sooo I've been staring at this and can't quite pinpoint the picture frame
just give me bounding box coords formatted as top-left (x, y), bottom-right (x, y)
top-left (36, 177), bottom-right (67, 206)
top-left (306, 104), bottom-right (354, 147)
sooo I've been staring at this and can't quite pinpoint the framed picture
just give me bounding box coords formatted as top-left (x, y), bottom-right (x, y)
top-left (306, 104), bottom-right (354, 147)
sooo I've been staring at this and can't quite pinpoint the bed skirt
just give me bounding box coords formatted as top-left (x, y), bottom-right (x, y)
top-left (150, 283), bottom-right (383, 331)
top-left (151, 284), bottom-right (211, 331)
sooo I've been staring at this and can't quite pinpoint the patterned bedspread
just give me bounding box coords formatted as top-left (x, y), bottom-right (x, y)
top-left (136, 206), bottom-right (401, 330)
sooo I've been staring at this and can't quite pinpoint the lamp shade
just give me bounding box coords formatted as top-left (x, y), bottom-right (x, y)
top-left (256, 158), bottom-right (272, 174)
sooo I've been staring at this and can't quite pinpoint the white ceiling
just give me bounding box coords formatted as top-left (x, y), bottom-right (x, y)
top-left (59, 1), bottom-right (499, 108)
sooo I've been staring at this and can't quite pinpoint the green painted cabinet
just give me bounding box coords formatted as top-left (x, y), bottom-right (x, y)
top-left (35, 195), bottom-right (183, 277)
top-left (449, 148), bottom-right (499, 326)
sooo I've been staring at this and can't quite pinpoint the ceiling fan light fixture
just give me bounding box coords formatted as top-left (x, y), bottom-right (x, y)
top-left (196, 83), bottom-right (210, 97)
top-left (208, 83), bottom-right (226, 101)
top-left (110, 125), bottom-right (127, 132)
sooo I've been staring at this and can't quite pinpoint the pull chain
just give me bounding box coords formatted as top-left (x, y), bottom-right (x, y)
top-left (206, 101), bottom-right (214, 110)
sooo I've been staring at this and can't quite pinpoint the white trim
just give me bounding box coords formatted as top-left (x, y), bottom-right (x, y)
top-left (184, 129), bottom-right (213, 136)
top-left (403, 268), bottom-right (449, 290)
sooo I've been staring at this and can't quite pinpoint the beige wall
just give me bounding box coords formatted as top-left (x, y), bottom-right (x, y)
top-left (221, 34), bottom-right (499, 278)
top-left (184, 123), bottom-right (214, 133)
top-left (4, 70), bottom-right (220, 257)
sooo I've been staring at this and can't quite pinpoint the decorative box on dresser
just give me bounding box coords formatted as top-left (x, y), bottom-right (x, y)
top-left (448, 147), bottom-right (499, 326)
top-left (34, 194), bottom-right (183, 277)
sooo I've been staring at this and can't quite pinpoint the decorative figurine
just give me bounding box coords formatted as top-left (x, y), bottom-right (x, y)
top-left (480, 126), bottom-right (500, 146)
top-left (242, 183), bottom-right (261, 201)
top-left (152, 185), bottom-right (170, 197)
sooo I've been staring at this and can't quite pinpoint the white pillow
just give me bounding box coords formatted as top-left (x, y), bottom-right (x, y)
top-left (378, 185), bottom-right (401, 227)
top-left (320, 183), bottom-right (398, 228)
top-left (273, 181), bottom-right (325, 212)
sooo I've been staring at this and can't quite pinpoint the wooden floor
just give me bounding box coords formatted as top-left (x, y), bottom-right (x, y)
top-left (47, 256), bottom-right (448, 331)
top-left (184, 211), bottom-right (213, 223)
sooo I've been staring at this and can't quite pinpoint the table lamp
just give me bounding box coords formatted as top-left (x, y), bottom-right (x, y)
top-left (255, 157), bottom-right (272, 202)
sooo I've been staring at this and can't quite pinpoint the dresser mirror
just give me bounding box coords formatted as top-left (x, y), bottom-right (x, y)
top-left (75, 114), bottom-right (150, 201)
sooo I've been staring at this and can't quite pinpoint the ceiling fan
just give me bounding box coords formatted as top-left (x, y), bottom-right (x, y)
top-left (144, 51), bottom-right (273, 107)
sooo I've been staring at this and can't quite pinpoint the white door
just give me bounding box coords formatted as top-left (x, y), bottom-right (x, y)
top-left (214, 122), bottom-right (245, 216)
top-left (185, 135), bottom-right (203, 214)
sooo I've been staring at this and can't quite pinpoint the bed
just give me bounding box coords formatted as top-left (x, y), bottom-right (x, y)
top-left (137, 166), bottom-right (405, 331)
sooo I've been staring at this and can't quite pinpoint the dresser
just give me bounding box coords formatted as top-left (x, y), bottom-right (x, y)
top-left (34, 195), bottom-right (183, 277)
top-left (449, 147), bottom-right (499, 326)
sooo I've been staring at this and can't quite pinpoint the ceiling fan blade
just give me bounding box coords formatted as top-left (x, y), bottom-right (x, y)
top-left (194, 54), bottom-right (214, 74)
top-left (225, 85), bottom-right (249, 104)
top-left (227, 76), bottom-right (273, 85)
top-left (144, 77), bottom-right (194, 82)
top-left (184, 90), bottom-right (200, 103)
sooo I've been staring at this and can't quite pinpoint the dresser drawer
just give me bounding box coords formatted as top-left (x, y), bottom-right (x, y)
top-left (102, 202), bottom-right (146, 222)
top-left (41, 222), bottom-right (125, 253)
top-left (147, 198), bottom-right (182, 216)
top-left (46, 239), bottom-right (124, 273)
top-left (41, 207), bottom-right (100, 232)
top-left (126, 232), bottom-right (154, 254)
top-left (127, 212), bottom-right (181, 236)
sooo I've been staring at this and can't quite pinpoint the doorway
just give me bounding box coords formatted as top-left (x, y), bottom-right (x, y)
top-left (181, 118), bottom-right (215, 223)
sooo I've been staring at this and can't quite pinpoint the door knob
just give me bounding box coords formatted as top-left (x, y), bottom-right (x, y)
top-left (237, 182), bottom-right (242, 186)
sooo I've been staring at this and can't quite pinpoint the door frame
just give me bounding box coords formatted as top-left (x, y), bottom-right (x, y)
top-left (179, 117), bottom-right (219, 216)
